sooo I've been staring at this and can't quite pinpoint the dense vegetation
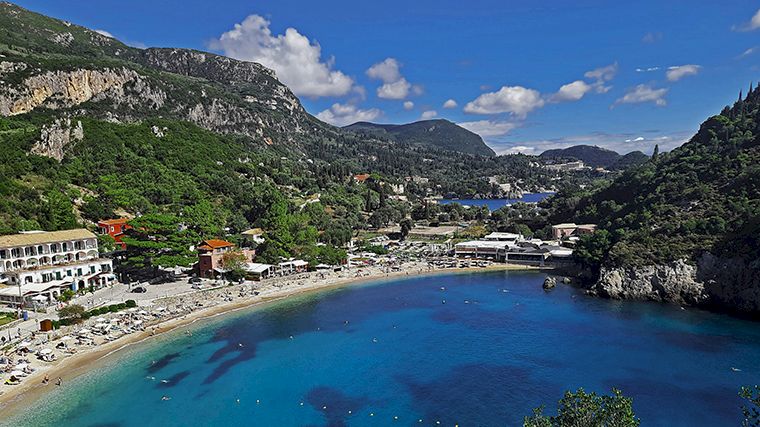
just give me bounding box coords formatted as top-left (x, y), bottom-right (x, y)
top-left (523, 388), bottom-right (639, 427)
top-left (540, 144), bottom-right (649, 170)
top-left (344, 119), bottom-right (496, 157)
top-left (544, 88), bottom-right (760, 272)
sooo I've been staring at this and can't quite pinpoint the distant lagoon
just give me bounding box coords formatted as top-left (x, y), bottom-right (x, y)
top-left (5, 271), bottom-right (760, 426)
top-left (440, 192), bottom-right (555, 210)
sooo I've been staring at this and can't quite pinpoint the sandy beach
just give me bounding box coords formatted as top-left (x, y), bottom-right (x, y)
top-left (0, 261), bottom-right (546, 416)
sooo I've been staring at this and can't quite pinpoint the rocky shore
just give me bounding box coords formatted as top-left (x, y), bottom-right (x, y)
top-left (588, 253), bottom-right (760, 316)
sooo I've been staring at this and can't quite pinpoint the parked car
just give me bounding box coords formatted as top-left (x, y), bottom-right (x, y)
top-left (131, 286), bottom-right (147, 293)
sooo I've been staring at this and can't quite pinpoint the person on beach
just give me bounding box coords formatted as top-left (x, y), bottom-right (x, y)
top-left (42, 374), bottom-right (49, 385)
top-left (56, 377), bottom-right (62, 386)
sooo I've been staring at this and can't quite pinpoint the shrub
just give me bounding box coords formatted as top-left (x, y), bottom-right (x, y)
top-left (125, 300), bottom-right (137, 308)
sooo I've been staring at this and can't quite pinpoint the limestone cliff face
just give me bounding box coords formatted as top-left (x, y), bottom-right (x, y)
top-left (31, 117), bottom-right (83, 161)
top-left (592, 254), bottom-right (760, 314)
top-left (0, 67), bottom-right (163, 116)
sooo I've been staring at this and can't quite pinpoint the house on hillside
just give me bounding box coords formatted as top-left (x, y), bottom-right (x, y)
top-left (197, 239), bottom-right (255, 279)
top-left (551, 223), bottom-right (597, 239)
top-left (353, 173), bottom-right (371, 183)
top-left (97, 218), bottom-right (132, 250)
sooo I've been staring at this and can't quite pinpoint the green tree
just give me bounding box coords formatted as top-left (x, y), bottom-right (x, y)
top-left (400, 218), bottom-right (414, 240)
top-left (58, 304), bottom-right (86, 324)
top-left (524, 388), bottom-right (639, 427)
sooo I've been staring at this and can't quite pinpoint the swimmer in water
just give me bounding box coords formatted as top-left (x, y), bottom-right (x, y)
top-left (161, 396), bottom-right (171, 401)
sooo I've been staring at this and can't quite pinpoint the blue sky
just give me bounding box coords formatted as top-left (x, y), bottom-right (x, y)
top-left (14, 0), bottom-right (760, 154)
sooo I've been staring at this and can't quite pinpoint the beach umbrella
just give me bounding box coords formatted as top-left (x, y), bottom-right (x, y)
top-left (15, 362), bottom-right (28, 369)
top-left (19, 341), bottom-right (32, 347)
top-left (155, 307), bottom-right (166, 311)
top-left (39, 349), bottom-right (52, 355)
top-left (10, 370), bottom-right (25, 377)
top-left (133, 320), bottom-right (143, 325)
top-left (94, 323), bottom-right (108, 329)
top-left (95, 317), bottom-right (106, 322)
top-left (128, 308), bottom-right (138, 313)
top-left (138, 311), bottom-right (148, 315)
top-left (60, 336), bottom-right (72, 341)
top-left (78, 329), bottom-right (91, 335)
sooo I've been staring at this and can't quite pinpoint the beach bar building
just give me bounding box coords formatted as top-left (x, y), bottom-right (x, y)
top-left (0, 229), bottom-right (114, 306)
top-left (245, 263), bottom-right (274, 280)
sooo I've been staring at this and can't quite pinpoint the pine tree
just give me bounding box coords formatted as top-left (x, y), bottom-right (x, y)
top-left (651, 144), bottom-right (659, 162)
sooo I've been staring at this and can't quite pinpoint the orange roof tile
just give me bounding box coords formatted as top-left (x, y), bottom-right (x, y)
top-left (98, 218), bottom-right (130, 226)
top-left (200, 239), bottom-right (235, 249)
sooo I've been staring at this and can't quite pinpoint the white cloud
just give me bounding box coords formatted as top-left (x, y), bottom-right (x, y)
top-left (442, 99), bottom-right (458, 109)
top-left (624, 136), bottom-right (645, 142)
top-left (377, 79), bottom-right (412, 99)
top-left (635, 67), bottom-right (660, 72)
top-left (464, 85), bottom-right (544, 117)
top-left (420, 110), bottom-right (438, 120)
top-left (666, 64), bottom-right (701, 82)
top-left (316, 103), bottom-right (382, 127)
top-left (614, 84), bottom-right (668, 107)
top-left (550, 80), bottom-right (593, 102)
top-left (739, 46), bottom-right (758, 58)
top-left (458, 120), bottom-right (519, 138)
top-left (733, 8), bottom-right (760, 32)
top-left (209, 15), bottom-right (354, 98)
top-left (366, 58), bottom-right (402, 83)
top-left (94, 29), bottom-right (114, 38)
top-left (366, 57), bottom-right (420, 100)
top-left (403, 101), bottom-right (414, 110)
top-left (584, 63), bottom-right (618, 84)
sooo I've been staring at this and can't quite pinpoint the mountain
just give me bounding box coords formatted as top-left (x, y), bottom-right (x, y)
top-left (539, 145), bottom-right (648, 170)
top-left (344, 119), bottom-right (496, 157)
top-left (0, 2), bottom-right (560, 239)
top-left (549, 88), bottom-right (760, 315)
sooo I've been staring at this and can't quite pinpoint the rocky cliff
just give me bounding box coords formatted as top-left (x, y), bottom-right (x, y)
top-left (591, 254), bottom-right (760, 315)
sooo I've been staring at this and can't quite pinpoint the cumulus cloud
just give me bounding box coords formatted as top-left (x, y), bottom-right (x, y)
top-left (636, 66), bottom-right (660, 72)
top-left (666, 64), bottom-right (701, 82)
top-left (366, 57), bottom-right (421, 100)
top-left (614, 84), bottom-right (668, 107)
top-left (403, 101), bottom-right (414, 110)
top-left (733, 8), bottom-right (760, 32)
top-left (458, 120), bottom-right (519, 138)
top-left (442, 99), bottom-right (458, 109)
top-left (316, 103), bottom-right (382, 127)
top-left (550, 80), bottom-right (593, 102)
top-left (377, 79), bottom-right (412, 99)
top-left (209, 15), bottom-right (354, 98)
top-left (420, 110), bottom-right (438, 120)
top-left (366, 58), bottom-right (402, 83)
top-left (464, 85), bottom-right (544, 117)
top-left (94, 29), bottom-right (114, 38)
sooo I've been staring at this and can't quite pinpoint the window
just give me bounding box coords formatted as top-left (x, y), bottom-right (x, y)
top-left (110, 226), bottom-right (114, 232)
top-left (77, 268), bottom-right (82, 276)
top-left (90, 266), bottom-right (96, 273)
top-left (56, 271), bottom-right (62, 280)
top-left (66, 270), bottom-right (72, 277)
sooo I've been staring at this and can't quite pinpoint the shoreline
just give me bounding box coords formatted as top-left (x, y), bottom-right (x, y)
top-left (0, 263), bottom-right (545, 416)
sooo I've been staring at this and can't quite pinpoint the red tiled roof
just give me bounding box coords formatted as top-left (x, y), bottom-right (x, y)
top-left (200, 239), bottom-right (235, 249)
top-left (354, 173), bottom-right (371, 182)
top-left (98, 218), bottom-right (130, 226)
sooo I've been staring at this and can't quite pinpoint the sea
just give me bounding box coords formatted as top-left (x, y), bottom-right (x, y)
top-left (439, 192), bottom-right (555, 211)
top-left (4, 271), bottom-right (759, 426)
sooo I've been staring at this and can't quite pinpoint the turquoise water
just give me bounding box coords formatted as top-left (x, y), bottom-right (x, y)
top-left (440, 192), bottom-right (555, 210)
top-left (4, 271), bottom-right (760, 426)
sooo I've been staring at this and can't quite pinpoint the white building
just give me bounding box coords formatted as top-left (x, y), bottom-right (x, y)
top-left (0, 229), bottom-right (114, 305)
top-left (483, 232), bottom-right (522, 242)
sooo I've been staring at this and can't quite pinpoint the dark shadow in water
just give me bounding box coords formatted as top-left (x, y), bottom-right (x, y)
top-left (399, 363), bottom-right (562, 426)
top-left (156, 370), bottom-right (191, 389)
top-left (87, 423), bottom-right (122, 427)
top-left (147, 352), bottom-right (181, 373)
top-left (303, 386), bottom-right (371, 427)
top-left (603, 376), bottom-right (741, 424)
top-left (199, 278), bottom-right (451, 384)
top-left (653, 329), bottom-right (737, 353)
